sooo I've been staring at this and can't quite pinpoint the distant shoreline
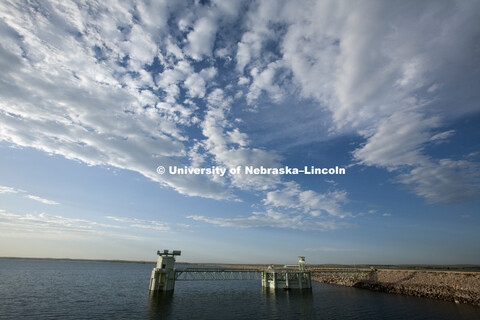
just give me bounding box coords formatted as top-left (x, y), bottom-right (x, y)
top-left (1, 257), bottom-right (479, 272)
top-left (0, 256), bottom-right (155, 264)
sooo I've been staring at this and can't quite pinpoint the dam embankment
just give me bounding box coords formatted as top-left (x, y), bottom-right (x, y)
top-left (310, 269), bottom-right (480, 306)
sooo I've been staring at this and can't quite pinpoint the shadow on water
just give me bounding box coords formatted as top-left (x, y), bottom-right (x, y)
top-left (261, 288), bottom-right (315, 319)
top-left (146, 286), bottom-right (316, 320)
top-left (261, 287), bottom-right (314, 301)
top-left (147, 291), bottom-right (174, 319)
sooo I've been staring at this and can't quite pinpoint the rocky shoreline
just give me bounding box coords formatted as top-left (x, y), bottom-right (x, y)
top-left (212, 264), bottom-right (480, 306)
top-left (311, 269), bottom-right (480, 306)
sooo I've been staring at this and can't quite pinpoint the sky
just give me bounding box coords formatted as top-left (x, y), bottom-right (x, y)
top-left (0, 0), bottom-right (479, 265)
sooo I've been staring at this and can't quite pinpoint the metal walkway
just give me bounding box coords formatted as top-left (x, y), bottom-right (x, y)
top-left (174, 268), bottom-right (262, 281)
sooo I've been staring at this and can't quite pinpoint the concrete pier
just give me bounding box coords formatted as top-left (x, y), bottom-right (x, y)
top-left (261, 267), bottom-right (312, 290)
top-left (149, 250), bottom-right (181, 292)
top-left (260, 256), bottom-right (311, 290)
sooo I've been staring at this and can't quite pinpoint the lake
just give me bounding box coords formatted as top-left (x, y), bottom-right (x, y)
top-left (0, 258), bottom-right (479, 319)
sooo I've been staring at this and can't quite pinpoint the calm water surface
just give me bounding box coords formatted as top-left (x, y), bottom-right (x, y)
top-left (0, 259), bottom-right (479, 319)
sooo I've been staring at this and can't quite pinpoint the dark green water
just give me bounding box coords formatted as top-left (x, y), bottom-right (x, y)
top-left (0, 258), bottom-right (479, 319)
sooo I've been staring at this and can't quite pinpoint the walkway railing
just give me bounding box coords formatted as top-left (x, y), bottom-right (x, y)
top-left (174, 268), bottom-right (262, 281)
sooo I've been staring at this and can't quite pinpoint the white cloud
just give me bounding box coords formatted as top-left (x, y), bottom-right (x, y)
top-left (188, 181), bottom-right (352, 231)
top-left (186, 16), bottom-right (218, 60)
top-left (247, 61), bottom-right (287, 104)
top-left (136, 0), bottom-right (169, 35)
top-left (0, 186), bottom-right (22, 194)
top-left (25, 195), bottom-right (59, 205)
top-left (106, 216), bottom-right (170, 231)
top-left (352, 112), bottom-right (480, 203)
top-left (353, 111), bottom-right (435, 170)
top-left (236, 31), bottom-right (264, 72)
top-left (184, 73), bottom-right (207, 98)
top-left (0, 186), bottom-right (58, 205)
top-left (122, 24), bottom-right (158, 68)
top-left (234, 0), bottom-right (284, 73)
top-left (1, 0), bottom-right (479, 214)
top-left (304, 247), bottom-right (355, 253)
top-left (183, 67), bottom-right (216, 98)
top-left (430, 130), bottom-right (455, 142)
top-left (0, 209), bottom-right (124, 235)
top-left (397, 159), bottom-right (480, 204)
top-left (200, 89), bottom-right (283, 190)
top-left (211, 0), bottom-right (242, 18)
top-left (188, 209), bottom-right (346, 231)
top-left (357, 209), bottom-right (377, 217)
top-left (157, 60), bottom-right (194, 89)
top-left (237, 1), bottom-right (480, 204)
top-left (263, 182), bottom-right (350, 218)
top-left (0, 0), bottom-right (233, 200)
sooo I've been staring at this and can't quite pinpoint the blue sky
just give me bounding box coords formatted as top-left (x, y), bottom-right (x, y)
top-left (0, 0), bottom-right (479, 264)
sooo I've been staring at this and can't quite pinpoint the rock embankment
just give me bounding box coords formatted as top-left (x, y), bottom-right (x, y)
top-left (311, 269), bottom-right (480, 306)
